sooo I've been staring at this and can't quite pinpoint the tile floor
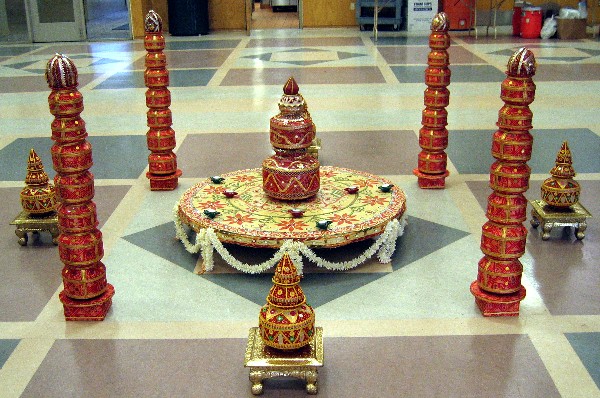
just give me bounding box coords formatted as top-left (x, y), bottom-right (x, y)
top-left (0, 24), bottom-right (599, 398)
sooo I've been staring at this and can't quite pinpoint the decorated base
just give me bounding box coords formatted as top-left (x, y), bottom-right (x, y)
top-left (530, 200), bottom-right (592, 241)
top-left (10, 210), bottom-right (59, 246)
top-left (470, 281), bottom-right (526, 317)
top-left (178, 166), bottom-right (406, 249)
top-left (245, 326), bottom-right (323, 395)
top-left (59, 283), bottom-right (114, 321)
top-left (147, 169), bottom-right (182, 191)
top-left (413, 169), bottom-right (449, 189)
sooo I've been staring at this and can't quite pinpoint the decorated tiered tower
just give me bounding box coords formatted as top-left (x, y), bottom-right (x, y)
top-left (262, 77), bottom-right (320, 200)
top-left (20, 149), bottom-right (58, 215)
top-left (259, 253), bottom-right (315, 350)
top-left (470, 48), bottom-right (537, 317)
top-left (414, 12), bottom-right (451, 189)
top-left (46, 54), bottom-right (114, 320)
top-left (144, 10), bottom-right (182, 191)
top-left (541, 141), bottom-right (580, 208)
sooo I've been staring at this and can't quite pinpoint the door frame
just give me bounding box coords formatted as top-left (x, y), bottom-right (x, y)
top-left (28, 0), bottom-right (86, 42)
top-left (245, 0), bottom-right (304, 33)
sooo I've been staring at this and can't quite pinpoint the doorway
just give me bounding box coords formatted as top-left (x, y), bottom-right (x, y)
top-left (252, 0), bottom-right (299, 29)
top-left (84, 0), bottom-right (131, 40)
top-left (0, 0), bottom-right (29, 42)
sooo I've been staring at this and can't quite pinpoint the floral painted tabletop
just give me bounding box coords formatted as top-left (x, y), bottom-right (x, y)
top-left (177, 166), bottom-right (406, 248)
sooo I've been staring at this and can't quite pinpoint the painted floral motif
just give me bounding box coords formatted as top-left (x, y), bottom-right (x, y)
top-left (276, 219), bottom-right (310, 231)
top-left (224, 213), bottom-right (256, 225)
top-left (197, 200), bottom-right (226, 210)
top-left (361, 195), bottom-right (387, 206)
top-left (232, 174), bottom-right (257, 182)
top-left (203, 186), bottom-right (226, 195)
top-left (319, 169), bottom-right (339, 178)
top-left (354, 178), bottom-right (378, 188)
top-left (330, 213), bottom-right (359, 225)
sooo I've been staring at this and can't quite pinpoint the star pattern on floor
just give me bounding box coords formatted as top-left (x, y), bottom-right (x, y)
top-left (241, 47), bottom-right (368, 66)
top-left (488, 45), bottom-right (600, 62)
top-left (1, 54), bottom-right (128, 75)
top-left (122, 216), bottom-right (470, 307)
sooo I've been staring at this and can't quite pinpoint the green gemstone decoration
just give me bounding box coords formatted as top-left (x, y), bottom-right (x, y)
top-left (316, 220), bottom-right (332, 230)
top-left (289, 336), bottom-right (295, 342)
top-left (203, 208), bottom-right (220, 219)
top-left (378, 183), bottom-right (393, 193)
top-left (277, 315), bottom-right (283, 322)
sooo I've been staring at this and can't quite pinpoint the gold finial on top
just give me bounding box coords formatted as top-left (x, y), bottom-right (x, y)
top-left (25, 148), bottom-right (50, 186)
top-left (431, 12), bottom-right (449, 32)
top-left (549, 141), bottom-right (576, 179)
top-left (283, 76), bottom-right (299, 95)
top-left (145, 10), bottom-right (163, 33)
top-left (507, 47), bottom-right (536, 78)
top-left (45, 53), bottom-right (78, 89)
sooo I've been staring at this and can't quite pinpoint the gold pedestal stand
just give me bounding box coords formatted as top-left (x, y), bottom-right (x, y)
top-left (530, 200), bottom-right (592, 240)
top-left (244, 327), bottom-right (323, 395)
top-left (10, 210), bottom-right (59, 246)
top-left (307, 138), bottom-right (321, 159)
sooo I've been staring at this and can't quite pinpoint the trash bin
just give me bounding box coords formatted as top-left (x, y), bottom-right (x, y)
top-left (520, 7), bottom-right (542, 38)
top-left (168, 0), bottom-right (209, 36)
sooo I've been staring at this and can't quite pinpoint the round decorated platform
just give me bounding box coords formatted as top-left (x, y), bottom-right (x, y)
top-left (177, 166), bottom-right (406, 249)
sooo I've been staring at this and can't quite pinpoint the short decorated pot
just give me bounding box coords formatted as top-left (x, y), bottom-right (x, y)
top-left (20, 185), bottom-right (58, 215)
top-left (541, 177), bottom-right (580, 208)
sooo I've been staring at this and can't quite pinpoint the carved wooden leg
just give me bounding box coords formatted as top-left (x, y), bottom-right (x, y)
top-left (50, 227), bottom-right (59, 245)
top-left (305, 369), bottom-right (318, 395)
top-left (249, 370), bottom-right (264, 395)
top-left (15, 228), bottom-right (27, 246)
top-left (530, 209), bottom-right (540, 228)
top-left (541, 222), bottom-right (552, 241)
top-left (575, 221), bottom-right (587, 240)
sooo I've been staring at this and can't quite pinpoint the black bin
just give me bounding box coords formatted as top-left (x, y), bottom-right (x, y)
top-left (168, 0), bottom-right (209, 36)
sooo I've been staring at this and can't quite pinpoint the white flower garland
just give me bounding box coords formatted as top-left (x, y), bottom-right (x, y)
top-left (173, 203), bottom-right (407, 274)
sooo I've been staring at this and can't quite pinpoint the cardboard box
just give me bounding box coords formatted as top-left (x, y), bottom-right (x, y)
top-left (556, 18), bottom-right (587, 39)
top-left (407, 0), bottom-right (438, 31)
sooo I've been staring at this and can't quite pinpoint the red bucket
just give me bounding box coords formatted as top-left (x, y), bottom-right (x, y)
top-left (521, 7), bottom-right (542, 38)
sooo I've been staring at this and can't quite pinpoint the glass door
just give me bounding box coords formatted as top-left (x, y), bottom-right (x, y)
top-left (28, 0), bottom-right (85, 42)
top-left (0, 0), bottom-right (30, 42)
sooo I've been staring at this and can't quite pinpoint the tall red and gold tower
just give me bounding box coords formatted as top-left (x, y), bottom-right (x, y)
top-left (46, 54), bottom-right (114, 321)
top-left (144, 10), bottom-right (182, 190)
top-left (414, 12), bottom-right (451, 189)
top-left (470, 48), bottom-right (537, 316)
